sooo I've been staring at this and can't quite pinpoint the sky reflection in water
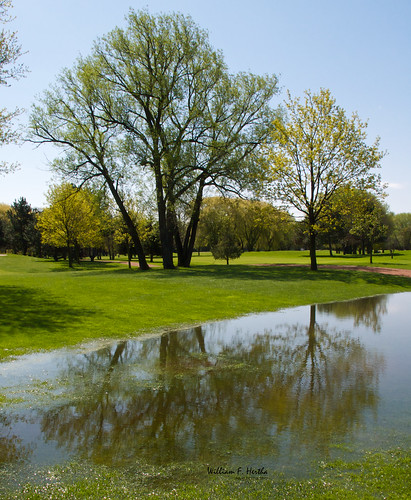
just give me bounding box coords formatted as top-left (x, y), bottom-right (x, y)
top-left (1, 292), bottom-right (410, 476)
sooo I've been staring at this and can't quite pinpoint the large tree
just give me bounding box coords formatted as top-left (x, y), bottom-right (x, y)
top-left (31, 10), bottom-right (279, 269)
top-left (0, 0), bottom-right (26, 175)
top-left (265, 88), bottom-right (384, 270)
top-left (93, 10), bottom-right (279, 268)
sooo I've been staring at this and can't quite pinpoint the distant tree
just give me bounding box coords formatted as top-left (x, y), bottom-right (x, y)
top-left (139, 218), bottom-right (161, 263)
top-left (0, 201), bottom-right (10, 250)
top-left (390, 213), bottom-right (411, 250)
top-left (198, 197), bottom-right (242, 264)
top-left (37, 184), bottom-right (102, 267)
top-left (210, 227), bottom-right (243, 265)
top-left (0, 0), bottom-right (27, 175)
top-left (198, 196), bottom-right (296, 253)
top-left (231, 198), bottom-right (296, 251)
top-left (348, 191), bottom-right (390, 263)
top-left (317, 186), bottom-right (359, 256)
top-left (6, 197), bottom-right (39, 254)
top-left (265, 88), bottom-right (385, 270)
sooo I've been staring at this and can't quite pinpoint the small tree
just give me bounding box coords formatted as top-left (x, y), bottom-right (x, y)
top-left (37, 184), bottom-right (102, 267)
top-left (265, 89), bottom-right (385, 270)
top-left (6, 197), bottom-right (39, 255)
top-left (210, 227), bottom-right (243, 265)
top-left (198, 197), bottom-right (242, 265)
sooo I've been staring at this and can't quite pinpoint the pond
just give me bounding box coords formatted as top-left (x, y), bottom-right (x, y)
top-left (1, 292), bottom-right (410, 487)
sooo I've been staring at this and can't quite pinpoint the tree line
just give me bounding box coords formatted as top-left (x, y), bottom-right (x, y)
top-left (2, 187), bottom-right (411, 266)
top-left (1, 6), bottom-right (394, 269)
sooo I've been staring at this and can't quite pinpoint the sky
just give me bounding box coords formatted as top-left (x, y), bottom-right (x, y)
top-left (0, 0), bottom-right (410, 213)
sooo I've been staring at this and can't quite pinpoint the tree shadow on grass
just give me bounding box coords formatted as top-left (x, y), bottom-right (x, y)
top-left (145, 264), bottom-right (411, 289)
top-left (45, 260), bottom-right (126, 273)
top-left (37, 258), bottom-right (411, 290)
top-left (0, 285), bottom-right (96, 340)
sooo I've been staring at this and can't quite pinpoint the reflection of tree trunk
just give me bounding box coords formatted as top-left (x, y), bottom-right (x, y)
top-left (95, 341), bottom-right (127, 442)
top-left (307, 305), bottom-right (317, 395)
top-left (309, 304), bottom-right (316, 331)
top-left (108, 341), bottom-right (127, 372)
top-left (160, 334), bottom-right (169, 368)
top-left (195, 326), bottom-right (206, 353)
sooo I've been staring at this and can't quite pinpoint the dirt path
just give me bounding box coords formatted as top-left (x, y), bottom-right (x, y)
top-left (255, 263), bottom-right (411, 278)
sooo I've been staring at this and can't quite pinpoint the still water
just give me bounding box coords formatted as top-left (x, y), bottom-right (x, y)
top-left (1, 292), bottom-right (410, 479)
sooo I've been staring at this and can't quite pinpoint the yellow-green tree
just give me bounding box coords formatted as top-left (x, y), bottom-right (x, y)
top-left (37, 184), bottom-right (102, 267)
top-left (265, 89), bottom-right (384, 270)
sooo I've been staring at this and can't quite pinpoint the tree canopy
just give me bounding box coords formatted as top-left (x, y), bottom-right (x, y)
top-left (264, 88), bottom-right (385, 270)
top-left (37, 184), bottom-right (102, 267)
top-left (30, 9), bottom-right (280, 269)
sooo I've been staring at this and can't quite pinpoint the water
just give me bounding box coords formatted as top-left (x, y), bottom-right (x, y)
top-left (1, 292), bottom-right (410, 481)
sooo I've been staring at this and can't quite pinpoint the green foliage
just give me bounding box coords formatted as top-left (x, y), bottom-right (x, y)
top-left (37, 184), bottom-right (102, 266)
top-left (265, 88), bottom-right (385, 270)
top-left (197, 197), bottom-right (242, 264)
top-left (348, 190), bottom-right (390, 261)
top-left (318, 187), bottom-right (391, 257)
top-left (30, 9), bottom-right (280, 269)
top-left (198, 196), bottom-right (297, 259)
top-left (0, 202), bottom-right (9, 249)
top-left (210, 229), bottom-right (243, 265)
top-left (5, 198), bottom-right (40, 255)
top-left (390, 213), bottom-right (411, 250)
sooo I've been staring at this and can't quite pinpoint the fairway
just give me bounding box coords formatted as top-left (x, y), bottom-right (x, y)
top-left (1, 252), bottom-right (411, 360)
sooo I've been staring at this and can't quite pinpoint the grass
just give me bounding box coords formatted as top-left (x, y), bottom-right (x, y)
top-left (1, 252), bottom-right (411, 360)
top-left (1, 448), bottom-right (410, 499)
top-left (189, 249), bottom-right (411, 268)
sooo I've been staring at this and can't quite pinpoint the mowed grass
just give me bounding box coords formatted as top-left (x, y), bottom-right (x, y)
top-left (1, 252), bottom-right (411, 359)
top-left (189, 248), bottom-right (411, 268)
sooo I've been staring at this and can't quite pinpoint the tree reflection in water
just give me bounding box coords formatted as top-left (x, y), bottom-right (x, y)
top-left (318, 295), bottom-right (388, 333)
top-left (36, 297), bottom-right (386, 467)
top-left (0, 412), bottom-right (34, 464)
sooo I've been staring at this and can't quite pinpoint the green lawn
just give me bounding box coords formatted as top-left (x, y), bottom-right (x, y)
top-left (190, 249), bottom-right (411, 268)
top-left (1, 252), bottom-right (411, 359)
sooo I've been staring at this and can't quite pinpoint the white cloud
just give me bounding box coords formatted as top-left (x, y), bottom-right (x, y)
top-left (386, 182), bottom-right (406, 190)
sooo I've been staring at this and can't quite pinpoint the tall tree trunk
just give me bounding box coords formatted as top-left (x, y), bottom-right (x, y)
top-left (176, 179), bottom-right (205, 268)
top-left (105, 176), bottom-right (150, 270)
top-left (67, 241), bottom-right (73, 268)
top-left (308, 219), bottom-right (318, 271)
top-left (154, 169), bottom-right (175, 269)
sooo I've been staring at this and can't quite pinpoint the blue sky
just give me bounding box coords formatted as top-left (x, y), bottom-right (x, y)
top-left (1, 0), bottom-right (410, 213)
